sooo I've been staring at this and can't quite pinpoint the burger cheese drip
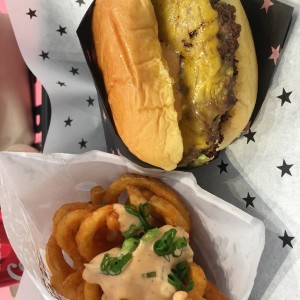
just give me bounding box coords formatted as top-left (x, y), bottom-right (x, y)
top-left (151, 0), bottom-right (241, 166)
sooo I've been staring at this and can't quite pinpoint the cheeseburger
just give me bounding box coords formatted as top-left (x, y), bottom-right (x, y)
top-left (92, 0), bottom-right (258, 170)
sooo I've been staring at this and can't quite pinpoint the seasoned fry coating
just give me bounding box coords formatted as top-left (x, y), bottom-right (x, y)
top-left (90, 185), bottom-right (105, 204)
top-left (46, 235), bottom-right (74, 279)
top-left (187, 263), bottom-right (207, 299)
top-left (76, 205), bottom-right (123, 262)
top-left (55, 208), bottom-right (93, 269)
top-left (84, 282), bottom-right (103, 300)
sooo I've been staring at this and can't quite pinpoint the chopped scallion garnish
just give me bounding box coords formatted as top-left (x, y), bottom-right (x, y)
top-left (100, 252), bottom-right (132, 276)
top-left (141, 228), bottom-right (159, 241)
top-left (123, 224), bottom-right (144, 239)
top-left (168, 262), bottom-right (193, 291)
top-left (124, 202), bottom-right (152, 237)
top-left (153, 229), bottom-right (188, 259)
top-left (120, 238), bottom-right (139, 256)
top-left (142, 271), bottom-right (157, 278)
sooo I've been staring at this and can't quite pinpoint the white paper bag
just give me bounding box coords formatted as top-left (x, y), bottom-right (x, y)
top-left (0, 151), bottom-right (265, 300)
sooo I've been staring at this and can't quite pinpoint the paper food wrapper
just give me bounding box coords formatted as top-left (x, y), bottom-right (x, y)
top-left (77, 0), bottom-right (294, 169)
top-left (0, 151), bottom-right (264, 300)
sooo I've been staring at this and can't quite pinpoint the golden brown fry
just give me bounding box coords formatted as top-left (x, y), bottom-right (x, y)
top-left (187, 262), bottom-right (207, 299)
top-left (126, 184), bottom-right (147, 207)
top-left (63, 271), bottom-right (83, 300)
top-left (84, 282), bottom-right (103, 300)
top-left (76, 205), bottom-right (122, 261)
top-left (55, 208), bottom-right (93, 269)
top-left (140, 188), bottom-right (154, 201)
top-left (103, 173), bottom-right (191, 229)
top-left (76, 280), bottom-right (86, 300)
top-left (53, 202), bottom-right (96, 236)
top-left (204, 280), bottom-right (228, 300)
top-left (50, 275), bottom-right (68, 299)
top-left (106, 211), bottom-right (120, 231)
top-left (50, 272), bottom-right (83, 300)
top-left (90, 185), bottom-right (105, 204)
top-left (150, 195), bottom-right (190, 233)
top-left (46, 235), bottom-right (74, 279)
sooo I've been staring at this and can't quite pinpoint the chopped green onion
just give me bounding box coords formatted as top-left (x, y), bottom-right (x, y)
top-left (141, 228), bottom-right (159, 241)
top-left (168, 262), bottom-right (194, 291)
top-left (142, 271), bottom-right (157, 278)
top-left (153, 229), bottom-right (188, 259)
top-left (175, 237), bottom-right (187, 249)
top-left (124, 203), bottom-right (152, 236)
top-left (153, 229), bottom-right (177, 258)
top-left (139, 202), bottom-right (151, 218)
top-left (120, 238), bottom-right (139, 256)
top-left (123, 224), bottom-right (144, 239)
top-left (125, 204), bottom-right (140, 217)
top-left (172, 248), bottom-right (184, 258)
top-left (100, 252), bottom-right (132, 276)
top-left (172, 237), bottom-right (187, 257)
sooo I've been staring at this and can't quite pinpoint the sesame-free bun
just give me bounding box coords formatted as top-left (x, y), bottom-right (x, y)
top-left (92, 0), bottom-right (183, 170)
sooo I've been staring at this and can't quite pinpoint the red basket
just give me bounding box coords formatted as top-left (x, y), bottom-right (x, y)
top-left (0, 210), bottom-right (24, 288)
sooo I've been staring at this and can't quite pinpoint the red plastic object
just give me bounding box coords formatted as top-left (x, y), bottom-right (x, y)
top-left (0, 209), bottom-right (23, 288)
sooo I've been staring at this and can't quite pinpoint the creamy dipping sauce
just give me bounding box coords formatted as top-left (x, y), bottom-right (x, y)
top-left (112, 203), bottom-right (140, 232)
top-left (83, 225), bottom-right (193, 300)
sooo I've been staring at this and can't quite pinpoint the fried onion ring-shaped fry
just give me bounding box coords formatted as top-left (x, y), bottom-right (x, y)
top-left (53, 203), bottom-right (97, 236)
top-left (90, 186), bottom-right (105, 205)
top-left (76, 205), bottom-right (123, 262)
top-left (140, 188), bottom-right (154, 201)
top-left (150, 195), bottom-right (190, 233)
top-left (55, 208), bottom-right (94, 269)
top-left (77, 280), bottom-right (86, 300)
top-left (127, 185), bottom-right (164, 228)
top-left (106, 211), bottom-right (120, 231)
top-left (63, 271), bottom-right (83, 300)
top-left (103, 174), bottom-right (190, 229)
top-left (50, 275), bottom-right (68, 299)
top-left (126, 184), bottom-right (147, 206)
top-left (204, 280), bottom-right (228, 300)
top-left (46, 235), bottom-right (74, 280)
top-left (186, 262), bottom-right (207, 299)
top-left (84, 282), bottom-right (103, 300)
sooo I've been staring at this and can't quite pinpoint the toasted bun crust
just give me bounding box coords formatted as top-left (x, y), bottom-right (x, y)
top-left (217, 0), bottom-right (258, 150)
top-left (92, 0), bottom-right (183, 170)
top-left (92, 0), bottom-right (257, 169)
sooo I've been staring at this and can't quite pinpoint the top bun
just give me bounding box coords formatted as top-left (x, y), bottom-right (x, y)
top-left (92, 0), bottom-right (183, 170)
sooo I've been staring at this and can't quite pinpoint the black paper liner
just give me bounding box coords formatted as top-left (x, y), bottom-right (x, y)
top-left (240, 0), bottom-right (294, 123)
top-left (29, 71), bottom-right (51, 151)
top-left (77, 0), bottom-right (294, 170)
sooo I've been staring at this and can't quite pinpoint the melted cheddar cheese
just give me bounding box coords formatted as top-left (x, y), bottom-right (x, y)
top-left (152, 0), bottom-right (235, 161)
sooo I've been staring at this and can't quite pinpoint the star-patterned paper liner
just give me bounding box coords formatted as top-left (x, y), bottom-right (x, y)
top-left (5, 0), bottom-right (107, 155)
top-left (241, 0), bottom-right (294, 124)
